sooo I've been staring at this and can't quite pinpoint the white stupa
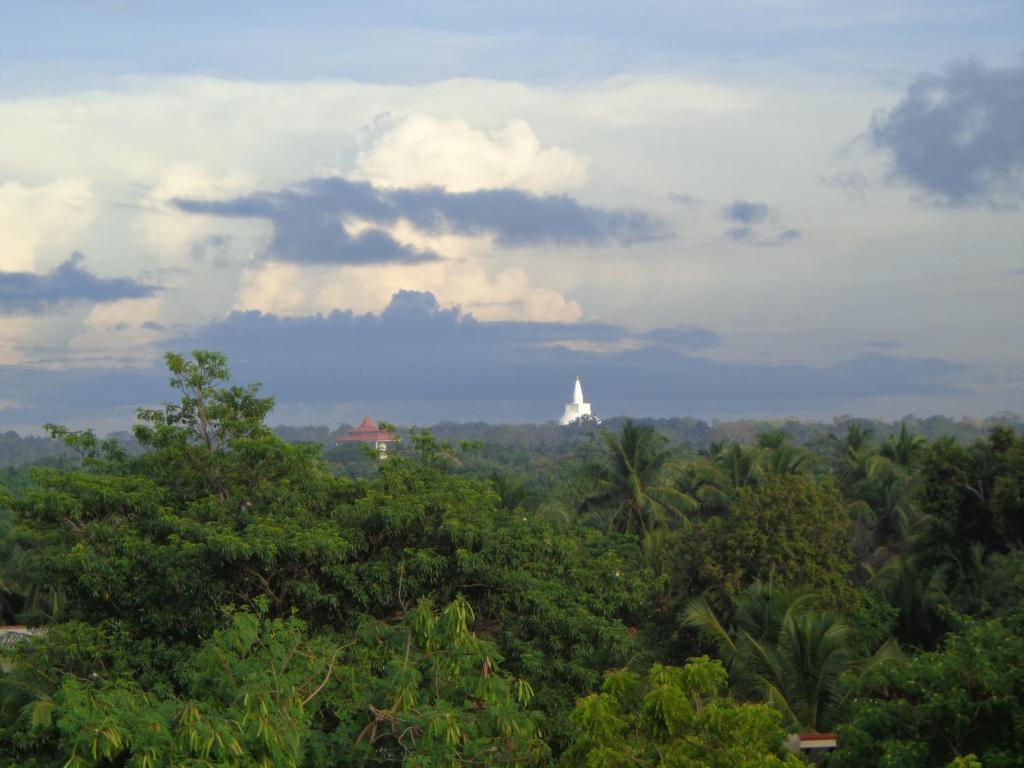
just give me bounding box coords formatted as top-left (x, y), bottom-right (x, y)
top-left (559, 376), bottom-right (600, 425)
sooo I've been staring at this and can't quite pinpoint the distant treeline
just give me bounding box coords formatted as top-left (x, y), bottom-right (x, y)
top-left (2, 413), bottom-right (1021, 470)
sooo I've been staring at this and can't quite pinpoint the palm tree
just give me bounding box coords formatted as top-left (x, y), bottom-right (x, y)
top-left (866, 464), bottom-right (919, 544)
top-left (879, 423), bottom-right (927, 469)
top-left (756, 429), bottom-right (790, 450)
top-left (679, 441), bottom-right (777, 518)
top-left (677, 460), bottom-right (733, 517)
top-left (699, 440), bottom-right (727, 460)
top-left (685, 580), bottom-right (900, 731)
top-left (488, 473), bottom-right (540, 514)
top-left (580, 420), bottom-right (696, 537)
top-left (756, 442), bottom-right (810, 478)
top-left (868, 555), bottom-right (950, 649)
top-left (839, 422), bottom-right (872, 454)
top-left (714, 442), bottom-right (762, 490)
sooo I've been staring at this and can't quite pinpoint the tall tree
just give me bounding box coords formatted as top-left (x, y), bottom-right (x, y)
top-left (679, 474), bottom-right (854, 598)
top-left (684, 580), bottom-right (899, 731)
top-left (580, 420), bottom-right (695, 537)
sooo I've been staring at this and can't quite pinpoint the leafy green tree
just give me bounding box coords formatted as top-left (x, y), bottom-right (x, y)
top-left (977, 549), bottom-right (1024, 621)
top-left (685, 581), bottom-right (899, 731)
top-left (3, 350), bottom-right (654, 762)
top-left (560, 656), bottom-right (803, 768)
top-left (914, 429), bottom-right (1022, 573)
top-left (679, 474), bottom-right (854, 599)
top-left (831, 616), bottom-right (1024, 768)
top-left (336, 596), bottom-right (549, 767)
top-left (3, 599), bottom-right (549, 767)
top-left (580, 420), bottom-right (695, 537)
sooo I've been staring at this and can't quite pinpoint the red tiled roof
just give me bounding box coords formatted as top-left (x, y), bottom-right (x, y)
top-left (335, 416), bottom-right (397, 443)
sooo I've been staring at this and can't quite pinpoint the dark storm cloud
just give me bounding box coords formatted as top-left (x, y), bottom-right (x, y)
top-left (0, 253), bottom-right (158, 314)
top-left (0, 290), bottom-right (968, 427)
top-left (871, 58), bottom-right (1024, 206)
top-left (173, 177), bottom-right (667, 265)
top-left (169, 293), bottom-right (960, 412)
top-left (722, 200), bottom-right (771, 225)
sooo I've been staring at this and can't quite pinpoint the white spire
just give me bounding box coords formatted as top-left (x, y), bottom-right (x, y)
top-left (560, 376), bottom-right (599, 426)
top-left (572, 376), bottom-right (584, 404)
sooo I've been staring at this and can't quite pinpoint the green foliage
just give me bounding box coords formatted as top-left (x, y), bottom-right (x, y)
top-left (2, 351), bottom-right (652, 764)
top-left (915, 429), bottom-right (1024, 575)
top-left (560, 656), bottom-right (803, 768)
top-left (3, 600), bottom-right (550, 767)
top-left (685, 581), bottom-right (900, 731)
top-left (580, 420), bottom-right (695, 537)
top-left (51, 609), bottom-right (334, 768)
top-left (831, 616), bottom-right (1024, 768)
top-left (3, 351), bottom-right (1023, 765)
top-left (867, 555), bottom-right (952, 649)
top-left (337, 595), bottom-right (549, 767)
top-left (680, 474), bottom-right (854, 600)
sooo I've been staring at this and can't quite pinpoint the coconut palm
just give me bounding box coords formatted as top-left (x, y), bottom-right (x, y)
top-left (866, 464), bottom-right (919, 544)
top-left (677, 460), bottom-right (733, 517)
top-left (879, 423), bottom-right (928, 469)
top-left (756, 442), bottom-right (811, 478)
top-left (685, 579), bottom-right (900, 731)
top-left (756, 429), bottom-right (791, 450)
top-left (488, 473), bottom-right (540, 514)
top-left (868, 555), bottom-right (951, 649)
top-left (580, 420), bottom-right (696, 536)
top-left (838, 422), bottom-right (872, 454)
top-left (714, 442), bottom-right (762, 490)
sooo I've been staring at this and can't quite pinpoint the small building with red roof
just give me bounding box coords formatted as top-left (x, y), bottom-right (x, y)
top-left (334, 416), bottom-right (398, 456)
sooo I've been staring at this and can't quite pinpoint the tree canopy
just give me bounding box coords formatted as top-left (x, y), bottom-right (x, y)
top-left (1, 350), bottom-right (1023, 766)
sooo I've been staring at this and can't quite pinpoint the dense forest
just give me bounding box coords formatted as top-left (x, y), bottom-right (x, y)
top-left (1, 350), bottom-right (1023, 766)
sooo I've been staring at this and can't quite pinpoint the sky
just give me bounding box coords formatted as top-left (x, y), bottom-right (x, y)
top-left (1, 1), bottom-right (1022, 432)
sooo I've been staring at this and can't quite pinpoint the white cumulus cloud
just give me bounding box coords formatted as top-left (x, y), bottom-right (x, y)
top-left (352, 113), bottom-right (587, 194)
top-left (0, 178), bottom-right (97, 272)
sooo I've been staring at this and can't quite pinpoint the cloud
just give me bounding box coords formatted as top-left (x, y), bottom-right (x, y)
top-left (353, 114), bottom-right (587, 194)
top-left (188, 234), bottom-right (233, 268)
top-left (0, 253), bottom-right (159, 315)
top-left (753, 228), bottom-right (802, 247)
top-left (668, 193), bottom-right (702, 208)
top-left (174, 176), bottom-right (666, 265)
top-left (871, 58), bottom-right (1024, 206)
top-left (170, 292), bottom-right (960, 416)
top-left (722, 200), bottom-right (771, 225)
top-left (0, 289), bottom-right (967, 428)
top-left (823, 170), bottom-right (871, 200)
top-left (720, 200), bottom-right (801, 246)
top-left (0, 178), bottom-right (97, 272)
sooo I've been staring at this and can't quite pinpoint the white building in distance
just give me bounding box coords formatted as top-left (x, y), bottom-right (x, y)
top-left (559, 376), bottom-right (600, 425)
